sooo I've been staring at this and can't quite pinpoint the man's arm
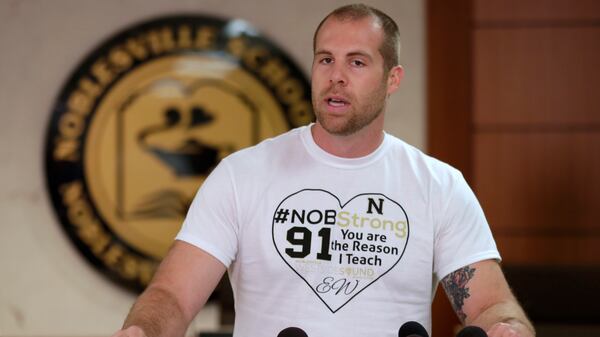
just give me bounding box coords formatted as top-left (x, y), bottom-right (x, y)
top-left (112, 240), bottom-right (227, 337)
top-left (441, 259), bottom-right (535, 337)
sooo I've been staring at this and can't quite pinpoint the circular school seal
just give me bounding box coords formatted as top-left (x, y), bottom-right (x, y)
top-left (44, 15), bottom-right (313, 292)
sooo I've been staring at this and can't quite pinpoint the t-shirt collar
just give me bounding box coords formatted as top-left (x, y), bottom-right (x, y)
top-left (300, 123), bottom-right (390, 169)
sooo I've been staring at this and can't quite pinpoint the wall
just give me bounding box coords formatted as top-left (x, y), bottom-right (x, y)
top-left (0, 0), bottom-right (425, 336)
top-left (427, 0), bottom-right (600, 335)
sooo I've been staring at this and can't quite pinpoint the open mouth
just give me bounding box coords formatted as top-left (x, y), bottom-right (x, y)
top-left (326, 97), bottom-right (349, 107)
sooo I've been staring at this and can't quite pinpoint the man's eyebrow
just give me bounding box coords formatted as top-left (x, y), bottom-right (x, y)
top-left (347, 51), bottom-right (373, 61)
top-left (314, 49), bottom-right (332, 56)
top-left (314, 50), bottom-right (373, 61)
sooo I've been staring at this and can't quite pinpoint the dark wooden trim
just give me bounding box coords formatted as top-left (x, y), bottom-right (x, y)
top-left (426, 0), bottom-right (474, 181)
top-left (504, 266), bottom-right (600, 324)
top-left (427, 1), bottom-right (474, 335)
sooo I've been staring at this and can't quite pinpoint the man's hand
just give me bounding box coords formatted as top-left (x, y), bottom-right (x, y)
top-left (111, 325), bottom-right (147, 337)
top-left (487, 322), bottom-right (520, 337)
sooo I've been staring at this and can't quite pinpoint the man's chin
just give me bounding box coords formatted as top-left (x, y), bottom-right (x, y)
top-left (314, 110), bottom-right (361, 136)
top-left (319, 120), bottom-right (358, 137)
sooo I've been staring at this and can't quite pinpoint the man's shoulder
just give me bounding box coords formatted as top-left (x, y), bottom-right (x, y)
top-left (387, 134), bottom-right (458, 171)
top-left (385, 133), bottom-right (464, 186)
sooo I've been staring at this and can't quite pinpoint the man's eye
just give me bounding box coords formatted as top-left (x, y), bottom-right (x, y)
top-left (320, 57), bottom-right (333, 64)
top-left (351, 60), bottom-right (365, 67)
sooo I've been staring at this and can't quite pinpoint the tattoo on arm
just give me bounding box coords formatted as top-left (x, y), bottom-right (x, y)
top-left (441, 265), bottom-right (476, 323)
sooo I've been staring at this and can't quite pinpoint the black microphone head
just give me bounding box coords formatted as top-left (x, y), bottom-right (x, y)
top-left (398, 321), bottom-right (429, 337)
top-left (277, 327), bottom-right (308, 337)
top-left (456, 326), bottom-right (488, 337)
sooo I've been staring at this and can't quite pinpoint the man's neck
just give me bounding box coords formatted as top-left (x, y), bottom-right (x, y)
top-left (310, 120), bottom-right (385, 158)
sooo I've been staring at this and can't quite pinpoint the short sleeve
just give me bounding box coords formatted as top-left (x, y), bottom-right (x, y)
top-left (433, 169), bottom-right (500, 282)
top-left (175, 159), bottom-right (239, 267)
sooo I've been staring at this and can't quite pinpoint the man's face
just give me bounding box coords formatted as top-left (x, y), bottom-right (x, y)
top-left (311, 16), bottom-right (390, 136)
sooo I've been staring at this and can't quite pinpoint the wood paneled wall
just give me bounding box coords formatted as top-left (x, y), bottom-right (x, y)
top-left (472, 0), bottom-right (600, 266)
top-left (428, 0), bottom-right (600, 334)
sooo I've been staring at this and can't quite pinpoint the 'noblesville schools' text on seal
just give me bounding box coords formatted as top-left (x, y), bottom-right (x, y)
top-left (45, 15), bottom-right (313, 292)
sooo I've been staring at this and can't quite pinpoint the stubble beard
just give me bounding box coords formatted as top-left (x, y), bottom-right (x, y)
top-left (312, 82), bottom-right (388, 136)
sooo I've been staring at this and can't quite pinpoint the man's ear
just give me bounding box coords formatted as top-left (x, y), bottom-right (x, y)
top-left (386, 65), bottom-right (404, 95)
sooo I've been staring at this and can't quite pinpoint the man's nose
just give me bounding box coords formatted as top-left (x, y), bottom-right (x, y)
top-left (329, 64), bottom-right (348, 86)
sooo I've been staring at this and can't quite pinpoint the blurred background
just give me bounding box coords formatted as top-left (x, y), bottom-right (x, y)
top-left (428, 1), bottom-right (600, 336)
top-left (0, 0), bottom-right (598, 336)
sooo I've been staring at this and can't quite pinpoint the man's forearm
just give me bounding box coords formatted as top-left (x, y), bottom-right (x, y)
top-left (469, 300), bottom-right (535, 337)
top-left (123, 285), bottom-right (189, 337)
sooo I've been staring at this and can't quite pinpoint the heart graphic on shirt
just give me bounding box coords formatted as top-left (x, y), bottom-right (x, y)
top-left (272, 189), bottom-right (410, 313)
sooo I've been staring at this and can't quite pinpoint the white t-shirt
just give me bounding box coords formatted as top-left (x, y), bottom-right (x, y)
top-left (176, 125), bottom-right (500, 337)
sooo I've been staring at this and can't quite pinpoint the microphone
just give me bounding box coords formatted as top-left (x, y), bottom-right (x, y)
top-left (456, 326), bottom-right (488, 337)
top-left (277, 327), bottom-right (308, 337)
top-left (398, 321), bottom-right (429, 337)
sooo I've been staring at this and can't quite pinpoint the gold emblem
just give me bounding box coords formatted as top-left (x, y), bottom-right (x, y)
top-left (45, 16), bottom-right (313, 291)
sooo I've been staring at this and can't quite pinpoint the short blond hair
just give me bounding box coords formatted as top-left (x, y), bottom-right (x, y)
top-left (313, 3), bottom-right (401, 72)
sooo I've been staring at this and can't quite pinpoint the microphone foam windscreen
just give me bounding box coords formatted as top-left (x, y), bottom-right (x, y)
top-left (398, 321), bottom-right (429, 337)
top-left (277, 327), bottom-right (308, 337)
top-left (456, 326), bottom-right (488, 337)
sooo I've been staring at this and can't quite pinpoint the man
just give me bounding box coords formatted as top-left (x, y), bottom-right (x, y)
top-left (113, 4), bottom-right (535, 337)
